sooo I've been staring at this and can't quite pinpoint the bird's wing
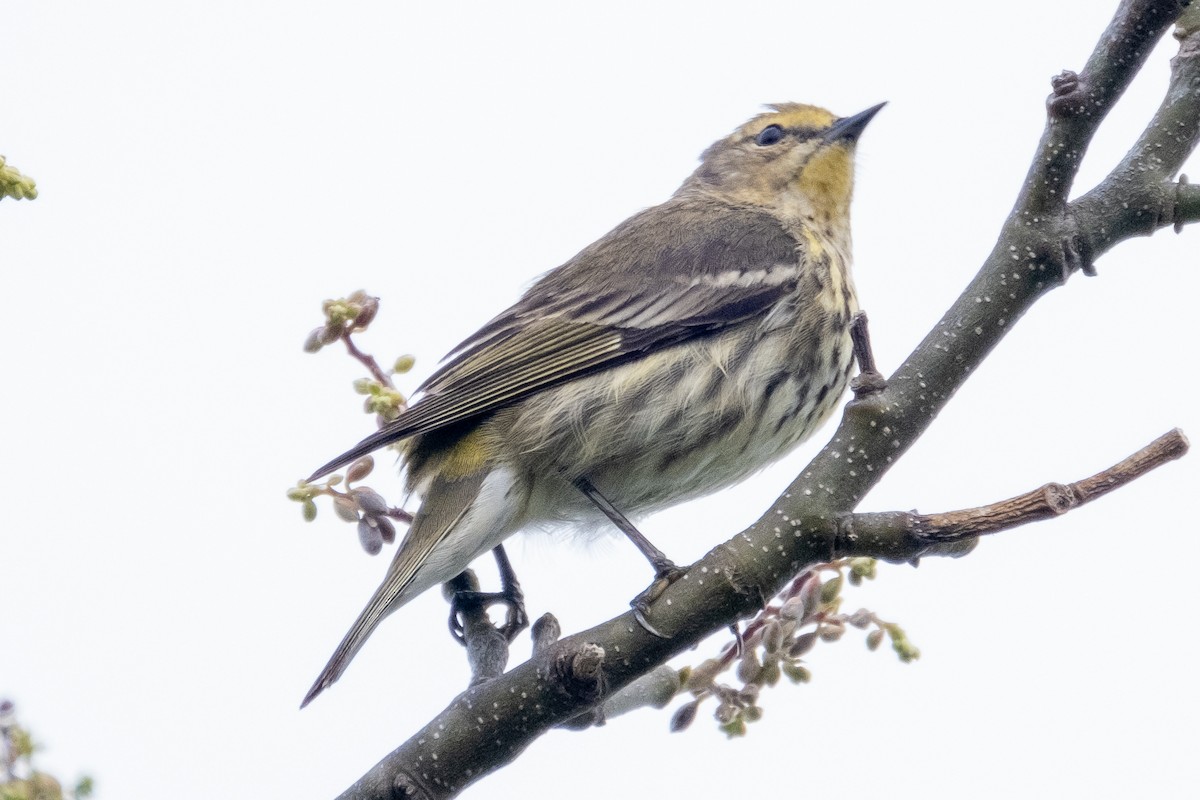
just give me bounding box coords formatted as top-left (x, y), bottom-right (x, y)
top-left (307, 200), bottom-right (805, 479)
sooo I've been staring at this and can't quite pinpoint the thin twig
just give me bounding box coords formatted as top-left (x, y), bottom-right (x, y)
top-left (342, 333), bottom-right (394, 389)
top-left (838, 429), bottom-right (1189, 552)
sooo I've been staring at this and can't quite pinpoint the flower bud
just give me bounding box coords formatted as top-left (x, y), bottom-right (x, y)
top-left (818, 622), bottom-right (845, 642)
top-left (787, 631), bottom-right (818, 658)
top-left (357, 518), bottom-right (383, 555)
top-left (353, 487), bottom-right (389, 517)
top-left (332, 496), bottom-right (360, 523)
top-left (375, 515), bottom-right (396, 544)
top-left (345, 456), bottom-right (375, 483)
top-left (847, 609), bottom-right (873, 629)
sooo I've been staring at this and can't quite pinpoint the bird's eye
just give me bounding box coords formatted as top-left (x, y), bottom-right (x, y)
top-left (755, 125), bottom-right (785, 146)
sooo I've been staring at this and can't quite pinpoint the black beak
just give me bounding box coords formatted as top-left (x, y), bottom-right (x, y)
top-left (825, 102), bottom-right (887, 143)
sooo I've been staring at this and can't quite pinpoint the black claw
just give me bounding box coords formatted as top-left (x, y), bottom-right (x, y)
top-left (629, 564), bottom-right (686, 638)
top-left (632, 604), bottom-right (669, 639)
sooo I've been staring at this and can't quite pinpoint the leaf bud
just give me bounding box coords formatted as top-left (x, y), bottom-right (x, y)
top-left (319, 323), bottom-right (343, 345)
top-left (303, 327), bottom-right (326, 353)
top-left (669, 699), bottom-right (699, 732)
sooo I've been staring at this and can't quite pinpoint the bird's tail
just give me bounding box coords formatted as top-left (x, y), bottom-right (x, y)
top-left (300, 467), bottom-right (493, 708)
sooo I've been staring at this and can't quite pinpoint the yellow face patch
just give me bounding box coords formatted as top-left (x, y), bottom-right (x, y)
top-left (797, 146), bottom-right (855, 214)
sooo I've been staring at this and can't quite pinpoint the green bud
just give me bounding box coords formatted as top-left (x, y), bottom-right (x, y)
top-left (886, 624), bottom-right (920, 662)
top-left (893, 640), bottom-right (921, 663)
top-left (302, 500), bottom-right (318, 522)
top-left (782, 662), bottom-right (811, 683)
top-left (393, 354), bottom-right (416, 374)
top-left (720, 718), bottom-right (747, 738)
top-left (849, 557), bottom-right (877, 580)
top-left (819, 575), bottom-right (844, 605)
top-left (742, 705), bottom-right (763, 723)
top-left (866, 629), bottom-right (884, 651)
top-left (352, 378), bottom-right (377, 395)
top-left (286, 485), bottom-right (313, 502)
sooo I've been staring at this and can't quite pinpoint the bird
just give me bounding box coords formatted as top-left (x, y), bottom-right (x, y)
top-left (301, 101), bottom-right (884, 707)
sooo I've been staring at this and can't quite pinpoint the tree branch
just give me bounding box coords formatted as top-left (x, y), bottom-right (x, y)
top-left (333, 3), bottom-right (1197, 797)
top-left (837, 429), bottom-right (1189, 557)
top-left (1021, 0), bottom-right (1187, 216)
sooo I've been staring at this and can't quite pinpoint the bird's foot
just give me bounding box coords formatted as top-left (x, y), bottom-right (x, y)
top-left (630, 561), bottom-right (685, 639)
top-left (449, 584), bottom-right (529, 645)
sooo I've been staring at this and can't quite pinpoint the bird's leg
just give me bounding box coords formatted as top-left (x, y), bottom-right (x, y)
top-left (573, 476), bottom-right (681, 638)
top-left (447, 545), bottom-right (529, 644)
top-left (848, 311), bottom-right (888, 398)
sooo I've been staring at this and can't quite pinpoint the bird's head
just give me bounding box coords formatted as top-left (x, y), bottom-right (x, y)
top-left (683, 102), bottom-right (885, 231)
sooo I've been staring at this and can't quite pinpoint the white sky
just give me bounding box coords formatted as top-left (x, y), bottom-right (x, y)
top-left (3, 2), bottom-right (1197, 798)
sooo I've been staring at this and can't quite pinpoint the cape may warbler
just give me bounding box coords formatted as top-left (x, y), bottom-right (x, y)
top-left (302, 101), bottom-right (884, 706)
